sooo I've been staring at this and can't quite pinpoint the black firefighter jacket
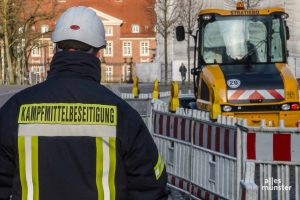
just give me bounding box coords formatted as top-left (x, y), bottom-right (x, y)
top-left (0, 51), bottom-right (168, 200)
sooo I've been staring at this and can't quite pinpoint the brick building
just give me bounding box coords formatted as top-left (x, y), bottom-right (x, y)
top-left (29, 0), bottom-right (156, 83)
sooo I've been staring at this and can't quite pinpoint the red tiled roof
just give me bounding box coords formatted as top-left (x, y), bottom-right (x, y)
top-left (55, 0), bottom-right (156, 38)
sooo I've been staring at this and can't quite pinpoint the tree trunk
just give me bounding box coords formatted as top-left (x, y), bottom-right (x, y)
top-left (164, 34), bottom-right (168, 84)
top-left (0, 45), bottom-right (2, 84)
top-left (1, 51), bottom-right (5, 84)
top-left (4, 32), bottom-right (14, 85)
top-left (187, 0), bottom-right (192, 85)
top-left (187, 34), bottom-right (191, 85)
top-left (163, 0), bottom-right (168, 84)
top-left (16, 58), bottom-right (21, 84)
top-left (3, 0), bottom-right (15, 85)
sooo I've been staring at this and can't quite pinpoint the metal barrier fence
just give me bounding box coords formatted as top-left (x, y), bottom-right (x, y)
top-left (150, 101), bottom-right (300, 200)
top-left (123, 99), bottom-right (169, 137)
top-left (121, 91), bottom-right (171, 99)
top-left (240, 126), bottom-right (300, 200)
top-left (152, 105), bottom-right (240, 200)
top-left (121, 90), bottom-right (192, 99)
top-left (122, 93), bottom-right (171, 124)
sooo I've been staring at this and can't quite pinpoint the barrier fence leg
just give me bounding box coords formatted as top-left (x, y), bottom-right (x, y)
top-left (240, 162), bottom-right (258, 200)
top-left (296, 166), bottom-right (300, 200)
top-left (147, 100), bottom-right (153, 131)
top-left (189, 120), bottom-right (195, 199)
top-left (236, 125), bottom-right (242, 200)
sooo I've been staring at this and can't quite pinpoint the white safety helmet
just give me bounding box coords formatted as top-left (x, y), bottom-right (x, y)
top-left (52, 6), bottom-right (106, 48)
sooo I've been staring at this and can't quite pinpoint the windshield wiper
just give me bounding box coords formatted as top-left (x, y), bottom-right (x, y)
top-left (240, 39), bottom-right (266, 61)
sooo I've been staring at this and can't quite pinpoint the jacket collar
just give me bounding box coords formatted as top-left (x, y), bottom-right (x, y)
top-left (47, 51), bottom-right (101, 82)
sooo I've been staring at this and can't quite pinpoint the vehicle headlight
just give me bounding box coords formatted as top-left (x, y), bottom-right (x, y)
top-left (281, 104), bottom-right (290, 111)
top-left (281, 13), bottom-right (289, 19)
top-left (223, 105), bottom-right (232, 112)
top-left (203, 15), bottom-right (212, 20)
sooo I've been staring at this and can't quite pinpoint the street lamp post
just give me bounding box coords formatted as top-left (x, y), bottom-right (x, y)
top-left (41, 25), bottom-right (49, 81)
top-left (124, 57), bottom-right (128, 83)
top-left (128, 57), bottom-right (133, 83)
top-left (123, 57), bottom-right (133, 83)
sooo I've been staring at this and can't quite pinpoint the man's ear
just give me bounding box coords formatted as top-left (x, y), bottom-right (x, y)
top-left (53, 45), bottom-right (57, 54)
top-left (96, 49), bottom-right (101, 58)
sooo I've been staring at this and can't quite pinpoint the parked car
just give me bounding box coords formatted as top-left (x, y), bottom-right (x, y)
top-left (179, 95), bottom-right (196, 109)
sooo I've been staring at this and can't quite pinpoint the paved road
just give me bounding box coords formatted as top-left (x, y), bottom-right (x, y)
top-left (0, 85), bottom-right (27, 107)
top-left (0, 83), bottom-right (194, 107)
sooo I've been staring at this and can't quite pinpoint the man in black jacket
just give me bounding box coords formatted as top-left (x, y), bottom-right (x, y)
top-left (179, 63), bottom-right (187, 85)
top-left (0, 6), bottom-right (167, 200)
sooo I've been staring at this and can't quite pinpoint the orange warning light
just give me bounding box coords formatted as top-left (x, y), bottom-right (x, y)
top-left (236, 2), bottom-right (245, 10)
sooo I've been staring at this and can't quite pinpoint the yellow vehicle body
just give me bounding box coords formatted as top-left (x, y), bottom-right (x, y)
top-left (196, 64), bottom-right (300, 127)
top-left (195, 6), bottom-right (300, 127)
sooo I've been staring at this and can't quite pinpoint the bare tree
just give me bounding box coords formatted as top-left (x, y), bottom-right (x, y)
top-left (178, 0), bottom-right (203, 84)
top-left (244, 0), bottom-right (260, 8)
top-left (156, 0), bottom-right (179, 83)
top-left (0, 0), bottom-right (56, 85)
top-left (0, 31), bottom-right (3, 84)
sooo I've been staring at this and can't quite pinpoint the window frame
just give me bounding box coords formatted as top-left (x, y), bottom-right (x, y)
top-left (31, 43), bottom-right (41, 57)
top-left (49, 41), bottom-right (55, 56)
top-left (123, 41), bottom-right (132, 56)
top-left (104, 41), bottom-right (113, 57)
top-left (132, 24), bottom-right (140, 33)
top-left (105, 65), bottom-right (113, 82)
top-left (140, 41), bottom-right (150, 56)
top-left (105, 26), bottom-right (113, 36)
top-left (41, 24), bottom-right (49, 34)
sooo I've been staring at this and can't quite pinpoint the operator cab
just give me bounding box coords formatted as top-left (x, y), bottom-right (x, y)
top-left (176, 3), bottom-right (300, 127)
top-left (200, 11), bottom-right (288, 65)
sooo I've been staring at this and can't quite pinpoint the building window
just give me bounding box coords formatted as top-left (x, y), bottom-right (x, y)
top-left (31, 66), bottom-right (43, 74)
top-left (105, 26), bottom-right (113, 36)
top-left (140, 41), bottom-right (149, 56)
top-left (41, 24), bottom-right (49, 33)
top-left (104, 41), bottom-right (113, 56)
top-left (32, 44), bottom-right (41, 57)
top-left (132, 24), bottom-right (140, 33)
top-left (123, 65), bottom-right (131, 82)
top-left (123, 41), bottom-right (132, 56)
top-left (49, 41), bottom-right (55, 56)
top-left (105, 66), bottom-right (113, 82)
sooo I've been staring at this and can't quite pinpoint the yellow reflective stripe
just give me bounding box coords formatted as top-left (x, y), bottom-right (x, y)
top-left (31, 137), bottom-right (39, 200)
top-left (96, 138), bottom-right (104, 200)
top-left (18, 103), bottom-right (117, 125)
top-left (18, 137), bottom-right (28, 200)
top-left (154, 153), bottom-right (165, 180)
top-left (109, 137), bottom-right (116, 200)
